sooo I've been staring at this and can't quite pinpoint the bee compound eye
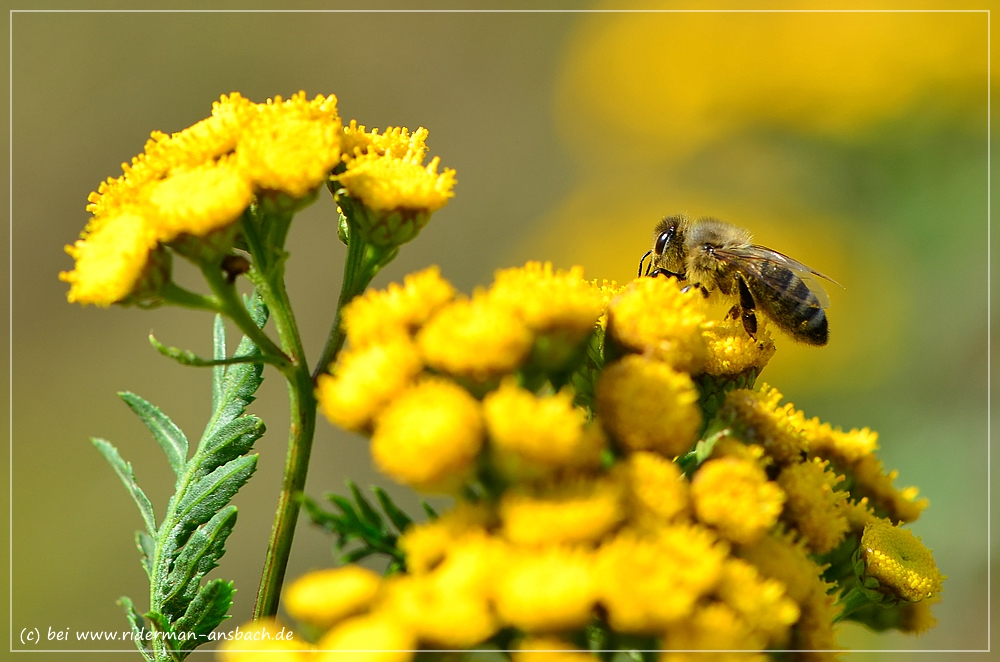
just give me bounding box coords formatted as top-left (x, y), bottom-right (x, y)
top-left (654, 230), bottom-right (672, 255)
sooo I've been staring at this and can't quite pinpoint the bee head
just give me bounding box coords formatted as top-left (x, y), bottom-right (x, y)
top-left (648, 214), bottom-right (688, 275)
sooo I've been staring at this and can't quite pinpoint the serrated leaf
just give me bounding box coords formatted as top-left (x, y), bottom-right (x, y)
top-left (195, 416), bottom-right (265, 480)
top-left (167, 455), bottom-right (256, 552)
top-left (135, 531), bottom-right (155, 579)
top-left (161, 506), bottom-right (238, 618)
top-left (372, 486), bottom-right (414, 533)
top-left (118, 596), bottom-right (155, 662)
top-left (174, 579), bottom-right (234, 642)
top-left (348, 481), bottom-right (387, 534)
top-left (120, 392), bottom-right (188, 478)
top-left (92, 438), bottom-right (157, 536)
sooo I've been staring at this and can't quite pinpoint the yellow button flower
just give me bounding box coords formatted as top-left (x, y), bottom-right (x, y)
top-left (716, 558), bottom-right (800, 647)
top-left (499, 476), bottom-right (625, 546)
top-left (495, 546), bottom-right (597, 632)
top-left (702, 316), bottom-right (776, 376)
top-left (341, 266), bottom-right (456, 348)
top-left (316, 613), bottom-right (415, 662)
top-left (661, 603), bottom-right (766, 654)
top-left (691, 457), bottom-right (785, 545)
top-left (591, 278), bottom-right (626, 330)
top-left (858, 521), bottom-right (944, 603)
top-left (483, 378), bottom-right (604, 479)
top-left (625, 451), bottom-right (689, 525)
top-left (776, 457), bottom-right (850, 554)
top-left (417, 294), bottom-right (534, 381)
top-left (488, 262), bottom-right (604, 341)
top-left (283, 565), bottom-right (382, 630)
top-left (60, 210), bottom-right (164, 307)
top-left (370, 378), bottom-right (484, 491)
top-left (147, 158), bottom-right (254, 243)
top-left (605, 277), bottom-right (706, 373)
top-left (316, 336), bottom-right (423, 432)
top-left (595, 355), bottom-right (701, 457)
top-left (397, 503), bottom-right (495, 574)
top-left (236, 92), bottom-right (342, 199)
top-left (719, 385), bottom-right (808, 465)
top-left (596, 525), bottom-right (727, 633)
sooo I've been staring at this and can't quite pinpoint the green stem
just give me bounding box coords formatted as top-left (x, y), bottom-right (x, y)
top-left (833, 586), bottom-right (875, 623)
top-left (311, 230), bottom-right (397, 379)
top-left (199, 263), bottom-right (291, 372)
top-left (159, 281), bottom-right (221, 313)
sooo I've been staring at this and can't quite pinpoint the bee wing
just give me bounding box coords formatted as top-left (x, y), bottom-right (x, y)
top-left (716, 245), bottom-right (838, 309)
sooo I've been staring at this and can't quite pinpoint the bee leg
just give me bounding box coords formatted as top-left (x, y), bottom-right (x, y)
top-left (650, 268), bottom-right (686, 280)
top-left (737, 275), bottom-right (757, 339)
top-left (727, 305), bottom-right (740, 320)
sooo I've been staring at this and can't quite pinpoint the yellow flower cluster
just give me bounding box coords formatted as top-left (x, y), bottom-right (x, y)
top-left (62, 93), bottom-right (456, 307)
top-left (263, 266), bottom-right (943, 660)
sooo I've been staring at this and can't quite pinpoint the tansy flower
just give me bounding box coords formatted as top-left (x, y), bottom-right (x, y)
top-left (624, 451), bottom-right (689, 525)
top-left (483, 378), bottom-right (604, 479)
top-left (777, 457), bottom-right (850, 554)
top-left (336, 124), bottom-right (455, 247)
top-left (716, 558), bottom-right (800, 647)
top-left (691, 457), bottom-right (785, 545)
top-left (719, 385), bottom-right (808, 465)
top-left (595, 355), bottom-right (701, 457)
top-left (488, 262), bottom-right (604, 342)
top-left (378, 537), bottom-right (500, 647)
top-left (857, 521), bottom-right (944, 604)
top-left (86, 92), bottom-right (254, 220)
top-left (236, 91), bottom-right (342, 199)
top-left (397, 502), bottom-right (495, 574)
top-left (417, 293), bottom-right (534, 382)
top-left (315, 336), bottom-right (423, 432)
top-left (702, 315), bottom-right (777, 377)
top-left (341, 122), bottom-right (430, 163)
top-left (370, 378), bottom-right (484, 492)
top-left (283, 565), bottom-right (382, 629)
top-left (661, 603), bottom-right (768, 654)
top-left (514, 637), bottom-right (597, 662)
top-left (218, 620), bottom-right (309, 661)
top-left (340, 266), bottom-right (456, 348)
top-left (596, 525), bottom-right (727, 633)
top-left (60, 210), bottom-right (165, 307)
top-left (495, 546), bottom-right (598, 632)
top-left (737, 533), bottom-right (841, 653)
top-left (315, 613), bottom-right (415, 662)
top-left (499, 475), bottom-right (625, 546)
top-left (605, 277), bottom-right (706, 373)
top-left (146, 158), bottom-right (254, 243)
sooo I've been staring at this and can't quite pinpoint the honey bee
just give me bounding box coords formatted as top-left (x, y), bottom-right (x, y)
top-left (638, 215), bottom-right (837, 345)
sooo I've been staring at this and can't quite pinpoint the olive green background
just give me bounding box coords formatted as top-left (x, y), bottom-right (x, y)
top-left (5, 2), bottom-right (995, 659)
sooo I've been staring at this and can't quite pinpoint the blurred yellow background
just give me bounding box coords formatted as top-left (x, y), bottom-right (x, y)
top-left (7, 2), bottom-right (994, 658)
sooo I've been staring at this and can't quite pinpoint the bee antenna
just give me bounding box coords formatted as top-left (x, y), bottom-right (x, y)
top-left (638, 250), bottom-right (652, 278)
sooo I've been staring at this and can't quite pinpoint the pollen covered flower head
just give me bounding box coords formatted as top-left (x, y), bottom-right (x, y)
top-left (488, 262), bottom-right (604, 341)
top-left (370, 377), bottom-right (484, 492)
top-left (702, 315), bottom-right (777, 377)
top-left (337, 122), bottom-right (455, 247)
top-left (236, 91), bottom-right (342, 198)
top-left (857, 521), bottom-right (944, 604)
top-left (691, 456), bottom-right (785, 545)
top-left (283, 565), bottom-right (382, 629)
top-left (595, 354), bottom-right (701, 457)
top-left (499, 475), bottom-right (625, 546)
top-left (606, 276), bottom-right (707, 373)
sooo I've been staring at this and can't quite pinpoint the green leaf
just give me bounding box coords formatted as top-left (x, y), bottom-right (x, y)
top-left (194, 416), bottom-right (265, 480)
top-left (150, 334), bottom-right (284, 370)
top-left (167, 455), bottom-right (257, 553)
top-left (421, 500), bottom-right (439, 520)
top-left (117, 596), bottom-right (155, 662)
top-left (161, 506), bottom-right (238, 619)
top-left (348, 481), bottom-right (387, 534)
top-left (92, 438), bottom-right (157, 536)
top-left (372, 486), bottom-right (413, 533)
top-left (135, 531), bottom-right (155, 578)
top-left (119, 392), bottom-right (189, 479)
top-left (174, 578), bottom-right (234, 642)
